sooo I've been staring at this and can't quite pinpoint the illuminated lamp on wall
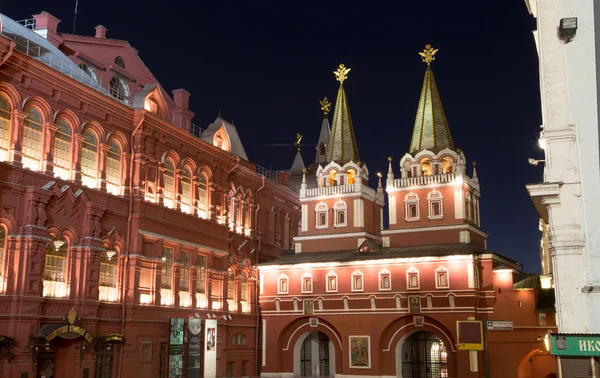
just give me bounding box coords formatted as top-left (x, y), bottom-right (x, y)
top-left (106, 250), bottom-right (117, 261)
top-left (53, 239), bottom-right (66, 252)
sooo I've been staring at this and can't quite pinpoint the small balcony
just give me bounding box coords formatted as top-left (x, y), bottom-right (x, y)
top-left (302, 183), bottom-right (362, 198)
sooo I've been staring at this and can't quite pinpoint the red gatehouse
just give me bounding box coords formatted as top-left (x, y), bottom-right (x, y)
top-left (0, 10), bottom-right (299, 378)
top-left (259, 49), bottom-right (558, 378)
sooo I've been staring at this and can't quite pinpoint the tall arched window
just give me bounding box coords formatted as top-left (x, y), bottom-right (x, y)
top-left (197, 174), bottom-right (208, 219)
top-left (0, 95), bottom-right (11, 161)
top-left (227, 269), bottom-right (235, 300)
top-left (78, 64), bottom-right (98, 83)
top-left (109, 76), bottom-right (130, 103)
top-left (81, 130), bottom-right (99, 188)
top-left (106, 140), bottom-right (122, 195)
top-left (180, 166), bottom-right (192, 214)
top-left (347, 170), bottom-right (356, 185)
top-left (99, 250), bottom-right (118, 302)
top-left (53, 119), bottom-right (72, 180)
top-left (162, 159), bottom-right (175, 208)
top-left (43, 239), bottom-right (68, 298)
top-left (22, 107), bottom-right (44, 171)
top-left (241, 273), bottom-right (248, 302)
top-left (114, 56), bottom-right (126, 69)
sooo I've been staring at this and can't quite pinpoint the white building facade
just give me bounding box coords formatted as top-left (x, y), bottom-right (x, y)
top-left (526, 0), bottom-right (600, 374)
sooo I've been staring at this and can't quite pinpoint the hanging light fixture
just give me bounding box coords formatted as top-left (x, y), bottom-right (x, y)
top-left (105, 250), bottom-right (117, 261)
top-left (53, 239), bottom-right (65, 252)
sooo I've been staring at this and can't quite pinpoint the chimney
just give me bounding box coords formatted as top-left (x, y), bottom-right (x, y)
top-left (95, 25), bottom-right (107, 39)
top-left (172, 88), bottom-right (191, 109)
top-left (278, 171), bottom-right (290, 188)
top-left (32, 11), bottom-right (63, 47)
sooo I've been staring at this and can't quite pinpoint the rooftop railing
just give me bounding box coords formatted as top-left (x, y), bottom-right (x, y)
top-left (393, 172), bottom-right (456, 187)
top-left (17, 18), bottom-right (36, 30)
top-left (256, 165), bottom-right (280, 184)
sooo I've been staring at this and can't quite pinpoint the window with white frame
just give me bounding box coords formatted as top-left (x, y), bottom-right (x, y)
top-left (379, 268), bottom-right (391, 291)
top-left (106, 140), bottom-right (122, 195)
top-left (232, 333), bottom-right (247, 346)
top-left (315, 202), bottom-right (328, 229)
top-left (404, 192), bottom-right (420, 221)
top-left (277, 274), bottom-right (289, 294)
top-left (465, 192), bottom-right (473, 221)
top-left (161, 247), bottom-right (173, 289)
top-left (427, 189), bottom-right (444, 220)
top-left (351, 270), bottom-right (364, 292)
top-left (301, 273), bottom-right (313, 293)
top-left (241, 273), bottom-right (248, 302)
top-left (0, 95), bottom-right (10, 161)
top-left (227, 269), bottom-right (235, 300)
top-left (435, 266), bottom-right (449, 289)
top-left (162, 159), bottom-right (175, 208)
top-left (197, 174), bottom-right (209, 219)
top-left (43, 239), bottom-right (68, 298)
top-left (81, 129), bottom-right (99, 188)
top-left (326, 271), bottom-right (338, 293)
top-left (79, 63), bottom-right (98, 82)
top-left (99, 250), bottom-right (118, 302)
top-left (53, 119), bottom-right (72, 180)
top-left (180, 166), bottom-right (193, 214)
top-left (333, 199), bottom-right (348, 227)
top-left (22, 107), bottom-right (44, 171)
top-left (196, 254), bottom-right (207, 294)
top-left (180, 252), bottom-right (190, 291)
top-left (406, 267), bottom-right (420, 290)
top-left (109, 76), bottom-right (130, 103)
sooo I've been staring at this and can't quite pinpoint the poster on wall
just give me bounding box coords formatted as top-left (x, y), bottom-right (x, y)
top-left (187, 318), bottom-right (202, 378)
top-left (349, 336), bottom-right (371, 369)
top-left (203, 319), bottom-right (218, 378)
top-left (169, 318), bottom-right (185, 378)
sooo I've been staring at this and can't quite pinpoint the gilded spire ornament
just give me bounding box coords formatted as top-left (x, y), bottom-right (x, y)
top-left (419, 44), bottom-right (439, 65)
top-left (334, 64), bottom-right (351, 83)
top-left (320, 97), bottom-right (332, 115)
top-left (294, 133), bottom-right (303, 151)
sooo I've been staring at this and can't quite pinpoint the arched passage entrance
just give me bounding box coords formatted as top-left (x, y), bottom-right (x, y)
top-left (294, 331), bottom-right (335, 378)
top-left (396, 331), bottom-right (448, 378)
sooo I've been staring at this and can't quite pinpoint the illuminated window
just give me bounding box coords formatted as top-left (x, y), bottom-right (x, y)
top-left (421, 158), bottom-right (432, 176)
top-left (404, 192), bottom-right (420, 222)
top-left (53, 120), bottom-right (72, 180)
top-left (315, 202), bottom-right (328, 229)
top-left (43, 239), bottom-right (68, 298)
top-left (196, 254), bottom-right (206, 294)
top-left (162, 159), bottom-right (175, 208)
top-left (81, 130), bottom-right (99, 188)
top-left (22, 107), bottom-right (43, 171)
top-left (109, 76), bottom-right (130, 103)
top-left (326, 271), bottom-right (338, 293)
top-left (278, 274), bottom-right (289, 294)
top-left (106, 140), bottom-right (122, 195)
top-left (328, 170), bottom-right (337, 186)
top-left (407, 267), bottom-right (420, 290)
top-left (78, 63), bottom-right (98, 82)
top-left (180, 252), bottom-right (190, 291)
top-left (379, 268), bottom-right (391, 291)
top-left (144, 97), bottom-right (158, 113)
top-left (227, 269), bottom-right (235, 300)
top-left (351, 270), bottom-right (364, 292)
top-left (242, 201), bottom-right (249, 229)
top-left (334, 199), bottom-right (347, 227)
top-left (161, 247), bottom-right (173, 289)
top-left (442, 157), bottom-right (453, 174)
top-left (99, 250), bottom-right (118, 302)
top-left (0, 95), bottom-right (11, 161)
top-left (347, 169), bottom-right (356, 185)
top-left (301, 273), bottom-right (312, 293)
top-left (197, 174), bottom-right (209, 219)
top-left (435, 266), bottom-right (449, 289)
top-left (232, 333), bottom-right (247, 346)
top-left (114, 56), bottom-right (126, 69)
top-left (180, 166), bottom-right (192, 214)
top-left (427, 189), bottom-right (444, 220)
top-left (241, 273), bottom-right (248, 302)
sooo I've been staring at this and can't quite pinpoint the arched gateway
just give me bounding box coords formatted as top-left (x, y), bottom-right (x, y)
top-left (397, 331), bottom-right (448, 378)
top-left (294, 331), bottom-right (336, 378)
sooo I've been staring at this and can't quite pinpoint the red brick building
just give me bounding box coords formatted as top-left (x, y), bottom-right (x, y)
top-left (0, 11), bottom-right (299, 378)
top-left (258, 48), bottom-right (558, 378)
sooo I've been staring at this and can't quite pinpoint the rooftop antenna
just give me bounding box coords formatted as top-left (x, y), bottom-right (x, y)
top-left (72, 0), bottom-right (80, 34)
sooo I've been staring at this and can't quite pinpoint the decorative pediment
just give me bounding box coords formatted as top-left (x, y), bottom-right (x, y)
top-left (356, 239), bottom-right (381, 253)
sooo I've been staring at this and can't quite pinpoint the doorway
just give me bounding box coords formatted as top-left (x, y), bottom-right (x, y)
top-left (398, 331), bottom-right (448, 378)
top-left (296, 331), bottom-right (335, 377)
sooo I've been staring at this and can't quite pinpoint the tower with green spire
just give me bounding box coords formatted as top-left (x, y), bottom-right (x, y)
top-left (383, 45), bottom-right (485, 250)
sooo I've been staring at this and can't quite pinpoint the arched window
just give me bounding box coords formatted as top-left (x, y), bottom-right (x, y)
top-left (160, 246), bottom-right (174, 306)
top-left (43, 238), bottom-right (68, 298)
top-left (22, 107), bottom-right (44, 171)
top-left (109, 76), bottom-right (130, 103)
top-left (78, 64), bottom-right (98, 83)
top-left (180, 252), bottom-right (190, 292)
top-left (240, 272), bottom-right (248, 302)
top-left (106, 140), bottom-right (122, 195)
top-left (351, 270), bottom-right (364, 292)
top-left (442, 157), bottom-right (454, 174)
top-left (197, 174), bottom-right (208, 218)
top-left (81, 129), bottom-right (99, 188)
top-left (404, 192), bottom-right (420, 221)
top-left (114, 56), bottom-right (126, 69)
top-left (421, 158), bottom-right (432, 176)
top-left (347, 170), bottom-right (356, 185)
top-left (180, 166), bottom-right (192, 214)
top-left (99, 250), bottom-right (118, 302)
top-left (0, 95), bottom-right (11, 161)
top-left (162, 159), bottom-right (175, 208)
top-left (427, 189), bottom-right (444, 220)
top-left (144, 97), bottom-right (158, 113)
top-left (315, 202), bottom-right (328, 229)
top-left (227, 269), bottom-right (235, 300)
top-left (232, 333), bottom-right (247, 346)
top-left (53, 119), bottom-right (72, 180)
top-left (328, 170), bottom-right (337, 187)
top-left (334, 199), bottom-right (347, 227)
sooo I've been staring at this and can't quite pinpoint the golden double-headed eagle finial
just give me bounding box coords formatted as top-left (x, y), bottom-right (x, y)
top-left (294, 133), bottom-right (303, 151)
top-left (320, 97), bottom-right (331, 115)
top-left (334, 64), bottom-right (351, 83)
top-left (419, 44), bottom-right (439, 65)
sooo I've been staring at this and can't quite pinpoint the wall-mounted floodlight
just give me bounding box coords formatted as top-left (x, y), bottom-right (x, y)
top-left (559, 17), bottom-right (577, 42)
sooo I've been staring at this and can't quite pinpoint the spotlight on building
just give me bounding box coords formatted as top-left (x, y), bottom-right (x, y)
top-left (528, 158), bottom-right (545, 167)
top-left (559, 17), bottom-right (578, 42)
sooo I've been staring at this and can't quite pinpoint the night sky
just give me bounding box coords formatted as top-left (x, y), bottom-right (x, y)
top-left (2, 1), bottom-right (545, 272)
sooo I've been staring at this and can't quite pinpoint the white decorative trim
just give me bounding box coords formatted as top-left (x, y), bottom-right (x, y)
top-left (454, 189), bottom-right (465, 219)
top-left (294, 231), bottom-right (382, 241)
top-left (389, 195), bottom-right (397, 224)
top-left (348, 335), bottom-right (371, 369)
top-left (380, 223), bottom-right (488, 238)
top-left (262, 319), bottom-right (267, 366)
top-left (383, 322), bottom-right (457, 352)
top-left (406, 267), bottom-right (420, 290)
top-left (301, 205), bottom-right (308, 232)
top-left (282, 320), bottom-right (342, 351)
top-left (404, 192), bottom-right (420, 222)
top-left (334, 199), bottom-right (348, 228)
top-left (277, 273), bottom-right (289, 295)
top-left (326, 270), bottom-right (338, 293)
top-left (351, 269), bottom-right (364, 292)
top-left (353, 198), bottom-right (364, 227)
top-left (427, 189), bottom-right (444, 220)
top-left (138, 229), bottom-right (228, 255)
top-left (301, 272), bottom-right (313, 294)
top-left (315, 201), bottom-right (329, 229)
top-left (435, 265), bottom-right (450, 289)
top-left (378, 268), bottom-right (392, 291)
